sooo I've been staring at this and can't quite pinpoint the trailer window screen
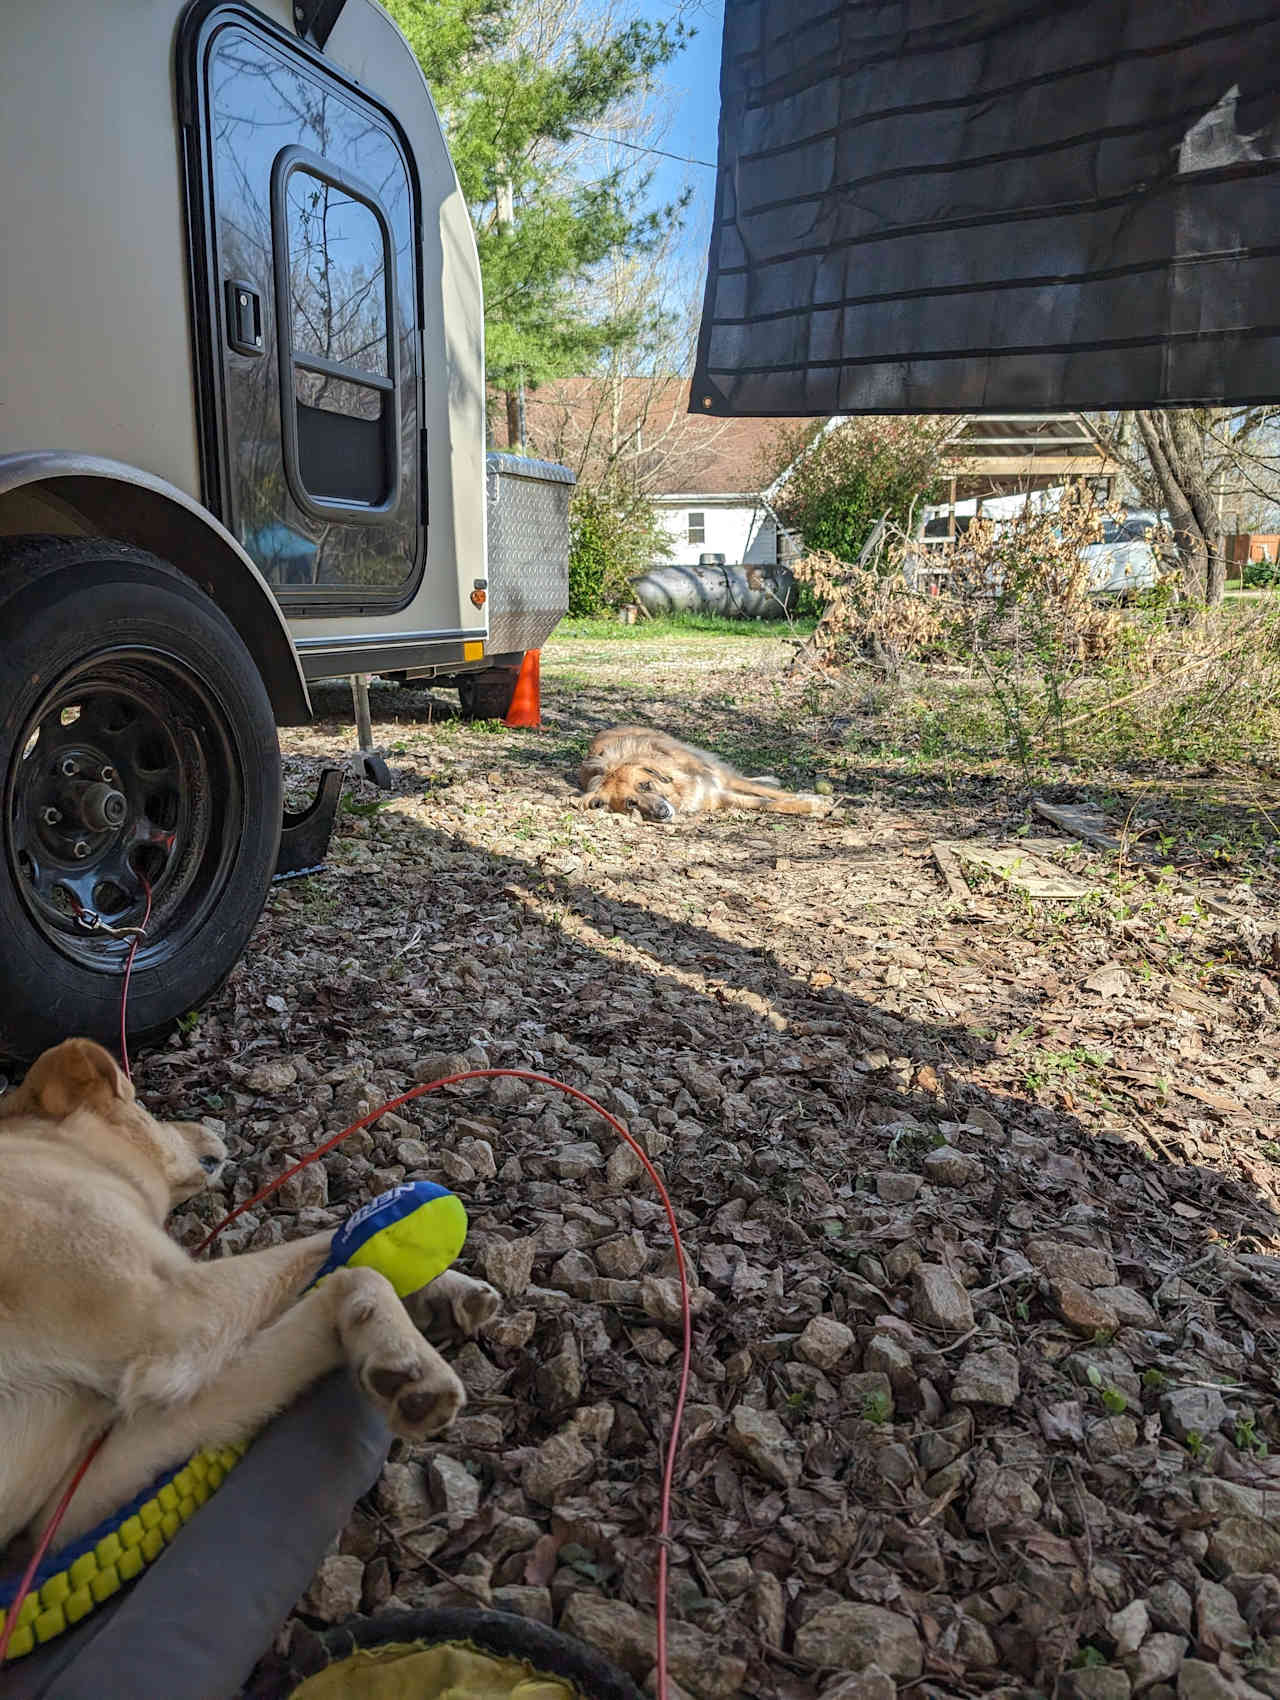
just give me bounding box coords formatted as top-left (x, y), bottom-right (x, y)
top-left (274, 154), bottom-right (399, 517)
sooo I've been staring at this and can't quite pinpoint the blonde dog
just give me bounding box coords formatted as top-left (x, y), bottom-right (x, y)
top-left (576, 725), bottom-right (832, 822)
top-left (0, 1039), bottom-right (497, 1556)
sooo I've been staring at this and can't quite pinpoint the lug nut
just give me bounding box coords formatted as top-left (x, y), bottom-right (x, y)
top-left (72, 840), bottom-right (90, 859)
top-left (60, 756), bottom-right (79, 777)
top-left (100, 766), bottom-right (117, 784)
top-left (41, 806), bottom-right (62, 825)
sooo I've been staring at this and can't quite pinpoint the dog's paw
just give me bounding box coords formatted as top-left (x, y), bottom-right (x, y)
top-left (363, 1354), bottom-right (466, 1439)
top-left (334, 1267), bottom-right (467, 1439)
top-left (404, 1268), bottom-right (501, 1344)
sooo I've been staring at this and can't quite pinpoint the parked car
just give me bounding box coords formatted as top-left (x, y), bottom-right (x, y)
top-left (1080, 510), bottom-right (1172, 597)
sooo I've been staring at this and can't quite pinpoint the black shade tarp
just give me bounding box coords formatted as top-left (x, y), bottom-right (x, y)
top-left (693, 0), bottom-right (1280, 416)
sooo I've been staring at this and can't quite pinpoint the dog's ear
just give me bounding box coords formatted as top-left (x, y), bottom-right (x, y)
top-left (0, 1038), bottom-right (133, 1122)
top-left (578, 757), bottom-right (607, 794)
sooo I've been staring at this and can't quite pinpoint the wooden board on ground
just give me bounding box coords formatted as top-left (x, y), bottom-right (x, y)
top-left (1032, 797), bottom-right (1122, 852)
top-left (934, 839), bottom-right (1095, 899)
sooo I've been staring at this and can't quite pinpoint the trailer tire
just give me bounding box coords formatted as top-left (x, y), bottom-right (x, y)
top-left (457, 664), bottom-right (520, 722)
top-left (0, 538), bottom-right (281, 1059)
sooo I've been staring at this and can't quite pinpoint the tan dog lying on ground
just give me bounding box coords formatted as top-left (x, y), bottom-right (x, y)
top-left (576, 725), bottom-right (833, 822)
top-left (0, 1039), bottom-right (498, 1556)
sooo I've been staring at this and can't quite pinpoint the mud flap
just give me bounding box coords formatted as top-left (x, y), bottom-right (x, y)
top-left (275, 768), bottom-right (343, 879)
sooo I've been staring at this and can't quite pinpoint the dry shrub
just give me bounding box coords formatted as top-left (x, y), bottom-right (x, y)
top-left (791, 547), bottom-right (946, 679)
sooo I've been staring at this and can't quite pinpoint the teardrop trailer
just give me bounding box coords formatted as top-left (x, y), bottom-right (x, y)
top-left (0, 0), bottom-right (570, 1059)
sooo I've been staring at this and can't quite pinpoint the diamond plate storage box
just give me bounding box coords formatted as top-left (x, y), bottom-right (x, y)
top-left (485, 453), bottom-right (573, 657)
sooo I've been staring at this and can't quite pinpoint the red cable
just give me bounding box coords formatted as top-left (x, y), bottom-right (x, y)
top-left (0, 1432), bottom-right (110, 1664)
top-left (2, 1069), bottom-right (691, 1699)
top-left (119, 874), bottom-right (153, 1083)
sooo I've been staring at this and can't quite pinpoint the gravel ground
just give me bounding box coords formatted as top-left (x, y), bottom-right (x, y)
top-left (130, 631), bottom-right (1280, 1700)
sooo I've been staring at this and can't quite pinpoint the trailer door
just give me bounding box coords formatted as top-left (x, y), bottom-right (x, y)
top-left (184, 10), bottom-right (424, 610)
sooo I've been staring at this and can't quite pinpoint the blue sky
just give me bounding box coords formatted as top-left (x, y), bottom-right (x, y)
top-left (638, 0), bottom-right (723, 275)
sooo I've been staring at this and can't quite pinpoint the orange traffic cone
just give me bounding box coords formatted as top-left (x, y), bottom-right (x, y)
top-left (504, 649), bottom-right (541, 728)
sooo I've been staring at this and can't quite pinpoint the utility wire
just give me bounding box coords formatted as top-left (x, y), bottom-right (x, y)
top-left (567, 126), bottom-right (717, 169)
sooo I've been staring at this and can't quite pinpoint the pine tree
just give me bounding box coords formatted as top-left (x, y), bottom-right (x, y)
top-left (386, 0), bottom-right (688, 411)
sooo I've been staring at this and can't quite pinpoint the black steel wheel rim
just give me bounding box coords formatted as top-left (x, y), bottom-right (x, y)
top-left (6, 647), bottom-right (244, 974)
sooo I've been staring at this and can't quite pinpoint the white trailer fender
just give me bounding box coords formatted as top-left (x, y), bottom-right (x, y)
top-left (0, 452), bottom-right (310, 724)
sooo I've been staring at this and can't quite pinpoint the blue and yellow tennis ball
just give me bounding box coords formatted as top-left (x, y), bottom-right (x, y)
top-left (309, 1181), bottom-right (468, 1298)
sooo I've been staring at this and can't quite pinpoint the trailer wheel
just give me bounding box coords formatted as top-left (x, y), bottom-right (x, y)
top-left (0, 538), bottom-right (281, 1058)
top-left (457, 664), bottom-right (520, 721)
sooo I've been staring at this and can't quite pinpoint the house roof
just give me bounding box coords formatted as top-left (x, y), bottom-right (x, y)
top-left (491, 376), bottom-right (828, 498)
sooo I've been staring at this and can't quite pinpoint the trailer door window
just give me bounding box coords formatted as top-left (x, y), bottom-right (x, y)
top-left (199, 20), bottom-right (423, 605)
top-left (274, 153), bottom-right (398, 516)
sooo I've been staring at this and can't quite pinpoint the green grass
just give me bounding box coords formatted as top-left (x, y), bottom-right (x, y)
top-left (555, 611), bottom-right (816, 641)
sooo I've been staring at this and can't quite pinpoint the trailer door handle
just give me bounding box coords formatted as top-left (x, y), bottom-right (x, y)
top-left (225, 280), bottom-right (264, 356)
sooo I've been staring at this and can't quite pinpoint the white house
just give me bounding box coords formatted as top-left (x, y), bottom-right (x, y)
top-left (492, 375), bottom-right (830, 570)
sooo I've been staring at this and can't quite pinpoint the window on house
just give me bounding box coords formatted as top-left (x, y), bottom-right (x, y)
top-left (775, 524), bottom-right (793, 565)
top-left (687, 511), bottom-right (705, 544)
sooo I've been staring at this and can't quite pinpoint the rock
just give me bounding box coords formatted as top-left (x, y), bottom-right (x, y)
top-left (1085, 963), bottom-right (1132, 998)
top-left (1096, 1286), bottom-right (1160, 1329)
top-left (664, 1622), bottom-right (749, 1700)
top-left (864, 1333), bottom-right (914, 1386)
top-left (1208, 1516), bottom-right (1280, 1575)
top-left (753, 1570), bottom-right (786, 1645)
top-left (549, 1142), bottom-right (605, 1179)
top-left (558, 1594), bottom-right (744, 1700)
top-left (793, 1602), bottom-right (923, 1680)
top-left (911, 1265), bottom-right (974, 1333)
top-left (1056, 1670), bottom-right (1133, 1700)
top-left (876, 1172), bottom-right (922, 1203)
top-left (707, 1556), bottom-right (754, 1599)
top-left (274, 1161), bottom-right (327, 1212)
top-left (727, 1404), bottom-right (801, 1488)
top-left (596, 1234), bottom-right (647, 1278)
top-left (394, 1138), bottom-right (433, 1169)
top-left (459, 1138), bottom-right (497, 1179)
top-left (952, 1344), bottom-right (1020, 1407)
top-left (822, 1670), bottom-right (896, 1700)
top-left (437, 1146), bottom-right (476, 1186)
top-left (298, 1554), bottom-right (364, 1622)
top-left (245, 1058), bottom-right (298, 1094)
top-left (1040, 1401), bottom-right (1087, 1447)
top-left (1161, 1386), bottom-right (1228, 1444)
top-left (1110, 1600), bottom-right (1152, 1658)
top-left (1147, 1581), bottom-right (1193, 1636)
top-left (376, 1461), bottom-right (431, 1526)
top-left (1196, 1478), bottom-right (1276, 1521)
top-left (1126, 1633), bottom-right (1187, 1694)
top-left (965, 1458), bottom-right (1042, 1533)
top-left (923, 1146), bottom-right (984, 1188)
top-left (956, 1615), bottom-right (999, 1668)
top-left (1052, 1278), bottom-right (1121, 1336)
top-left (523, 1429), bottom-right (594, 1505)
top-left (1027, 1238), bottom-right (1118, 1288)
top-left (491, 1585), bottom-right (553, 1624)
top-left (796, 1315), bottom-right (856, 1370)
top-left (1089, 1415), bottom-right (1139, 1457)
top-left (917, 1411), bottom-right (972, 1474)
top-left (536, 1344), bottom-right (582, 1411)
top-left (1177, 1662), bottom-right (1236, 1700)
top-left (1195, 1578), bottom-right (1252, 1656)
top-left (606, 1143), bottom-right (645, 1187)
top-left (487, 1308), bottom-right (537, 1348)
top-left (428, 1455), bottom-right (480, 1529)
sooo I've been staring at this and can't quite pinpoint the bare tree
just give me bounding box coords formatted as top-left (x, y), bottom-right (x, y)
top-left (1093, 409), bottom-right (1280, 604)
